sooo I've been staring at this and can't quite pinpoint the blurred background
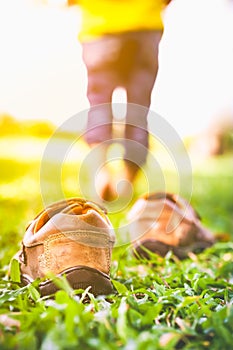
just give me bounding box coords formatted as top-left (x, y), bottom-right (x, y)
top-left (0, 0), bottom-right (233, 139)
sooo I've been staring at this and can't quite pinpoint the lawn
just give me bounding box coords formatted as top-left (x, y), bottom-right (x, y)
top-left (0, 135), bottom-right (232, 350)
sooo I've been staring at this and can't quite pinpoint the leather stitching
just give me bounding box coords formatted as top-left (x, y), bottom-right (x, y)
top-left (43, 231), bottom-right (110, 271)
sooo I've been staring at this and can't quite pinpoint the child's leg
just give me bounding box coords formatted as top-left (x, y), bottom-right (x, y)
top-left (81, 38), bottom-right (118, 201)
top-left (123, 31), bottom-right (162, 186)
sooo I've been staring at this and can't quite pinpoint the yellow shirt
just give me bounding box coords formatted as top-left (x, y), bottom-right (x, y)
top-left (74, 0), bottom-right (165, 42)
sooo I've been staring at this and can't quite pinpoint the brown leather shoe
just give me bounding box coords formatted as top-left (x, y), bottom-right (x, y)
top-left (11, 198), bottom-right (115, 296)
top-left (128, 192), bottom-right (215, 259)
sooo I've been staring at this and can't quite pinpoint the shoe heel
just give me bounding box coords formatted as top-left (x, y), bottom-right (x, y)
top-left (39, 266), bottom-right (114, 296)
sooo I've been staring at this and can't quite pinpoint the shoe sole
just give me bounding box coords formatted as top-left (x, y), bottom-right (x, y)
top-left (21, 266), bottom-right (114, 297)
top-left (134, 239), bottom-right (213, 259)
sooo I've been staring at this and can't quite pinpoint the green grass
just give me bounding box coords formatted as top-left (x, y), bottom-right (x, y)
top-left (0, 136), bottom-right (232, 350)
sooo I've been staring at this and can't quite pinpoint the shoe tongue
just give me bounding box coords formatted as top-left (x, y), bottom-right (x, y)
top-left (33, 198), bottom-right (107, 234)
